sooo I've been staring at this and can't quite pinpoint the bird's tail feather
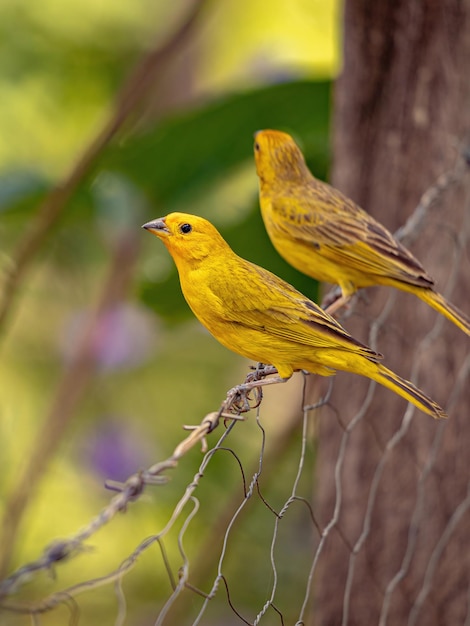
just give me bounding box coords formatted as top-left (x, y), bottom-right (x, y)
top-left (374, 364), bottom-right (447, 419)
top-left (315, 351), bottom-right (447, 419)
top-left (418, 289), bottom-right (470, 336)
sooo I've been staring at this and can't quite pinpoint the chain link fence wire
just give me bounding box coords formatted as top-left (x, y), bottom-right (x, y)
top-left (0, 154), bottom-right (469, 626)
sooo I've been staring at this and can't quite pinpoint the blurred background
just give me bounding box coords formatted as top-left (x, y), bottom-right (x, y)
top-left (0, 0), bottom-right (340, 623)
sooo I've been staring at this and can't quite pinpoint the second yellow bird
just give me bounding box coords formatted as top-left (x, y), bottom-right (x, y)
top-left (143, 212), bottom-right (446, 419)
top-left (254, 129), bottom-right (470, 335)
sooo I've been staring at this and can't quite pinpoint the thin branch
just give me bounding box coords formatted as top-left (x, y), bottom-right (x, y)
top-left (0, 0), bottom-right (206, 334)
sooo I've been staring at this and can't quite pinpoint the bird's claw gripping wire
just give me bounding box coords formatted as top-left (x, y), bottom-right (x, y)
top-left (229, 386), bottom-right (262, 414)
top-left (224, 364), bottom-right (278, 416)
top-left (246, 363), bottom-right (278, 383)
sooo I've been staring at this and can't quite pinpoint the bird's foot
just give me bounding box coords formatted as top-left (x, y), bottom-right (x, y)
top-left (321, 286), bottom-right (342, 310)
top-left (246, 363), bottom-right (278, 383)
top-left (323, 292), bottom-right (353, 316)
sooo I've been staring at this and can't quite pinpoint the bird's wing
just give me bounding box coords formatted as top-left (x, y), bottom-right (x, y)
top-left (214, 259), bottom-right (380, 359)
top-left (271, 187), bottom-right (434, 287)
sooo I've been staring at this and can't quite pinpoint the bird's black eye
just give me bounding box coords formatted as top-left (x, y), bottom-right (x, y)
top-left (180, 223), bottom-right (192, 234)
top-left (254, 142), bottom-right (260, 151)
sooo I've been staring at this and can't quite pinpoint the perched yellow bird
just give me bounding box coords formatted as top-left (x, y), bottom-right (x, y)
top-left (254, 129), bottom-right (470, 334)
top-left (143, 212), bottom-right (446, 419)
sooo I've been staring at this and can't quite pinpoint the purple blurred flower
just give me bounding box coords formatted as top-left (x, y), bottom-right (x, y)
top-left (81, 418), bottom-right (156, 482)
top-left (60, 302), bottom-right (158, 370)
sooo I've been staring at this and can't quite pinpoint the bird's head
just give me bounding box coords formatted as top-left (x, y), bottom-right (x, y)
top-left (142, 212), bottom-right (230, 265)
top-left (253, 129), bottom-right (310, 185)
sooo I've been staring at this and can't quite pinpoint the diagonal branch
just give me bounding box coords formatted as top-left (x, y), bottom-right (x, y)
top-left (0, 231), bottom-right (140, 579)
top-left (0, 0), bottom-right (206, 334)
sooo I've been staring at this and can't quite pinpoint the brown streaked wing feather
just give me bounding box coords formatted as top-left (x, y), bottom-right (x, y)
top-left (270, 186), bottom-right (434, 288)
top-left (216, 260), bottom-right (380, 359)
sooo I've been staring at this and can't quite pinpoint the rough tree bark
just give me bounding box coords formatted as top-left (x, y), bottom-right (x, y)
top-left (314, 1), bottom-right (470, 624)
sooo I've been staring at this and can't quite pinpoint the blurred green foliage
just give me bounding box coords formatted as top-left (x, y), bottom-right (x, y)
top-left (0, 1), bottom-right (336, 624)
top-left (113, 79), bottom-right (330, 319)
top-left (2, 80), bottom-right (329, 319)
top-left (103, 81), bottom-right (329, 201)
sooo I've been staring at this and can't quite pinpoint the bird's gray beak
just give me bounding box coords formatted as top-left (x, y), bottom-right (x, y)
top-left (142, 218), bottom-right (170, 236)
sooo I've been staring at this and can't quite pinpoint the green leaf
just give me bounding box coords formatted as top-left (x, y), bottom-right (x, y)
top-left (132, 80), bottom-right (329, 321)
top-left (103, 80), bottom-right (331, 206)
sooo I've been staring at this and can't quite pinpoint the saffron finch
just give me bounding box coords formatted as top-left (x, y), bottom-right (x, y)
top-left (254, 129), bottom-right (470, 334)
top-left (143, 212), bottom-right (446, 419)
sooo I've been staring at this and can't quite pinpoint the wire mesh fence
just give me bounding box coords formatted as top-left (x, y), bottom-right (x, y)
top-left (0, 151), bottom-right (469, 626)
top-left (0, 369), bottom-right (323, 625)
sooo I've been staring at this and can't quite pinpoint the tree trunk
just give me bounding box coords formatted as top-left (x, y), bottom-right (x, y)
top-left (314, 1), bottom-right (470, 624)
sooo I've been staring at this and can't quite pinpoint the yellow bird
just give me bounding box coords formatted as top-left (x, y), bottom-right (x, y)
top-left (254, 129), bottom-right (470, 334)
top-left (143, 212), bottom-right (446, 419)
